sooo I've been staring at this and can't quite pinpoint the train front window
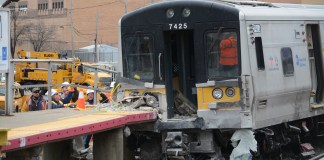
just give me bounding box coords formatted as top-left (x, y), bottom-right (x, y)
top-left (124, 35), bottom-right (154, 81)
top-left (206, 31), bottom-right (239, 78)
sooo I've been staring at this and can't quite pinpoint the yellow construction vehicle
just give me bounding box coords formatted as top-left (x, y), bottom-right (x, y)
top-left (14, 50), bottom-right (113, 87)
top-left (14, 50), bottom-right (59, 84)
top-left (4, 50), bottom-right (112, 112)
top-left (17, 50), bottom-right (59, 59)
top-left (0, 81), bottom-right (26, 113)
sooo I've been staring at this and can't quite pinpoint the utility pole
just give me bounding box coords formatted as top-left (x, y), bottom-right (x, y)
top-left (70, 0), bottom-right (74, 57)
top-left (124, 0), bottom-right (128, 14)
top-left (94, 12), bottom-right (99, 63)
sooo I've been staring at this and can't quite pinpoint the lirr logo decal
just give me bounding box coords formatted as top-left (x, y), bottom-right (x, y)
top-left (268, 56), bottom-right (279, 71)
top-left (295, 54), bottom-right (306, 67)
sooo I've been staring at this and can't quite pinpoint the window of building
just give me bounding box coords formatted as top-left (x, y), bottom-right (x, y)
top-left (38, 3), bottom-right (48, 10)
top-left (19, 4), bottom-right (28, 11)
top-left (9, 6), bottom-right (15, 11)
top-left (53, 1), bottom-right (64, 9)
top-left (281, 47), bottom-right (294, 76)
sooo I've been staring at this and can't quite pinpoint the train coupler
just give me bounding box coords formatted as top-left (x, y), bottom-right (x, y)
top-left (164, 131), bottom-right (222, 159)
top-left (164, 132), bottom-right (189, 157)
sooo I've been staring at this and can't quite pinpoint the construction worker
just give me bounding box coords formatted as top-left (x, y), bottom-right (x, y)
top-left (21, 87), bottom-right (46, 112)
top-left (45, 89), bottom-right (65, 109)
top-left (60, 81), bottom-right (79, 103)
top-left (60, 81), bottom-right (70, 99)
top-left (219, 33), bottom-right (238, 67)
top-left (109, 81), bottom-right (121, 102)
top-left (83, 89), bottom-right (108, 149)
top-left (110, 81), bottom-right (116, 88)
top-left (85, 89), bottom-right (108, 105)
top-left (105, 81), bottom-right (116, 101)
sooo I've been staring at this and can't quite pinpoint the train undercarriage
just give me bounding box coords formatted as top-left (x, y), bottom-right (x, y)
top-left (125, 114), bottom-right (324, 160)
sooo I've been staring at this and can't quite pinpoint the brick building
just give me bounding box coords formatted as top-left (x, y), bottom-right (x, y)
top-left (6, 0), bottom-right (324, 54)
top-left (8, 0), bottom-right (154, 54)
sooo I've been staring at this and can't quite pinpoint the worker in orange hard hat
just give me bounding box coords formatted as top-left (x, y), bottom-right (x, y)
top-left (219, 33), bottom-right (238, 66)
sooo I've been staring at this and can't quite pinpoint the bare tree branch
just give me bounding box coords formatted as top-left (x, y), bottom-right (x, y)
top-left (10, 10), bottom-right (29, 58)
top-left (26, 22), bottom-right (56, 52)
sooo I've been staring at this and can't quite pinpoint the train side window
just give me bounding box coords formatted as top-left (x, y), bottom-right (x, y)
top-left (0, 16), bottom-right (2, 39)
top-left (281, 47), bottom-right (294, 76)
top-left (255, 37), bottom-right (265, 70)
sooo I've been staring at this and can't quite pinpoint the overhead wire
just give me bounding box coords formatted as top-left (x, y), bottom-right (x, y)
top-left (71, 0), bottom-right (121, 11)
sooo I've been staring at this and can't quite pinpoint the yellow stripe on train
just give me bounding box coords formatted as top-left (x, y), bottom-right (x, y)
top-left (197, 86), bottom-right (240, 110)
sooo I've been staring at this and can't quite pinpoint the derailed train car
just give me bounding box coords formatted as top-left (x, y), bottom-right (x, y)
top-left (117, 0), bottom-right (324, 159)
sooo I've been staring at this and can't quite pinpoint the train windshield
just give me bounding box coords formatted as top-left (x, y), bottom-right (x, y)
top-left (206, 31), bottom-right (239, 78)
top-left (124, 35), bottom-right (154, 81)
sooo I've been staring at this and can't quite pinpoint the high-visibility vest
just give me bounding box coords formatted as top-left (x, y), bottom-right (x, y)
top-left (43, 100), bottom-right (63, 110)
top-left (219, 36), bottom-right (238, 66)
top-left (22, 96), bottom-right (46, 112)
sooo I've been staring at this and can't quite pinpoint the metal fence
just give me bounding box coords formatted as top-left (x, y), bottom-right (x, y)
top-left (3, 59), bottom-right (117, 115)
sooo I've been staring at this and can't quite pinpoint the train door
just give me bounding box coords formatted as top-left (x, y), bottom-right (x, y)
top-left (306, 24), bottom-right (324, 104)
top-left (163, 30), bottom-right (196, 118)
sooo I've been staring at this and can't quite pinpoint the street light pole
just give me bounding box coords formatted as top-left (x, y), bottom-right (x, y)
top-left (70, 0), bottom-right (74, 57)
top-left (95, 12), bottom-right (99, 63)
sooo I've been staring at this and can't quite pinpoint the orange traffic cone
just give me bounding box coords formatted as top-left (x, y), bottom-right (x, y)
top-left (76, 88), bottom-right (86, 110)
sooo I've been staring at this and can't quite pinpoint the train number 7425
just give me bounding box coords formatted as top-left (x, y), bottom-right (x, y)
top-left (169, 23), bottom-right (188, 30)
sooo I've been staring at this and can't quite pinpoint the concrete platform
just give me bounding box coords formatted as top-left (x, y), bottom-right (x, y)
top-left (0, 108), bottom-right (156, 152)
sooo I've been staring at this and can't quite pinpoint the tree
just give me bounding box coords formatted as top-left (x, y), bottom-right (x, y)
top-left (26, 22), bottom-right (56, 52)
top-left (10, 10), bottom-right (29, 58)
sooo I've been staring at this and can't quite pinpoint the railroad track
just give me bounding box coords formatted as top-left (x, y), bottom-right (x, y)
top-left (309, 153), bottom-right (324, 160)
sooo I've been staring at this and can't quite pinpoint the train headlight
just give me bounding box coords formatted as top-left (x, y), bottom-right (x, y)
top-left (212, 88), bottom-right (223, 99)
top-left (182, 8), bottom-right (190, 17)
top-left (166, 9), bottom-right (174, 18)
top-left (225, 87), bottom-right (235, 97)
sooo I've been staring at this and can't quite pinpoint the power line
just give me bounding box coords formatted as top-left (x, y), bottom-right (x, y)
top-left (73, 26), bottom-right (95, 36)
top-left (71, 0), bottom-right (121, 11)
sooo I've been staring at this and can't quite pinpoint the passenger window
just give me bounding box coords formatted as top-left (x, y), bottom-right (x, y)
top-left (0, 16), bottom-right (2, 39)
top-left (281, 47), bottom-right (294, 76)
top-left (206, 31), bottom-right (239, 78)
top-left (255, 37), bottom-right (265, 70)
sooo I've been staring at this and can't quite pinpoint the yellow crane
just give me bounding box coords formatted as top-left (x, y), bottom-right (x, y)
top-left (15, 50), bottom-right (113, 87)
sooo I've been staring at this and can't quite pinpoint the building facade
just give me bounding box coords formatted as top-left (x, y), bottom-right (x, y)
top-left (7, 0), bottom-right (324, 54)
top-left (8, 0), bottom-right (154, 54)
